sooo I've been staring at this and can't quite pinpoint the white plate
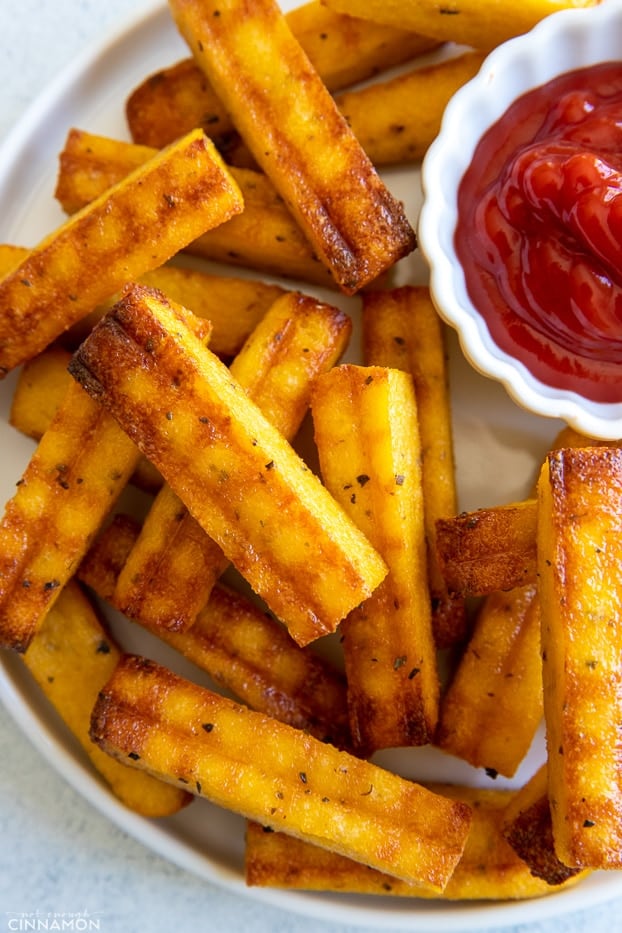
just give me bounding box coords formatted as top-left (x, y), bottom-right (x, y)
top-left (0, 2), bottom-right (620, 929)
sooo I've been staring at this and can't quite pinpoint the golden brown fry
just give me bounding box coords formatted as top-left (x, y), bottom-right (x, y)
top-left (73, 264), bottom-right (287, 359)
top-left (127, 1), bottom-right (439, 149)
top-left (55, 129), bottom-right (336, 287)
top-left (362, 285), bottom-right (465, 648)
top-left (9, 346), bottom-right (73, 441)
top-left (0, 129), bottom-right (243, 377)
top-left (502, 765), bottom-right (585, 886)
top-left (91, 654), bottom-right (472, 889)
top-left (245, 784), bottom-right (585, 899)
top-left (538, 447), bottom-right (622, 869)
top-left (169, 0), bottom-right (415, 294)
top-left (113, 292), bottom-right (352, 632)
top-left (8, 347), bottom-right (162, 495)
top-left (69, 285), bottom-right (387, 646)
top-left (436, 500), bottom-right (538, 597)
top-left (311, 364), bottom-right (438, 752)
top-left (435, 584), bottom-right (542, 778)
top-left (337, 52), bottom-right (485, 166)
top-left (321, 0), bottom-right (598, 51)
top-left (0, 380), bottom-right (140, 652)
top-left (22, 582), bottom-right (191, 816)
top-left (79, 514), bottom-right (353, 749)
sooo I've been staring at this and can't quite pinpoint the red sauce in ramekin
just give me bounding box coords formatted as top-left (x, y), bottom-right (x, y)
top-left (455, 62), bottom-right (622, 403)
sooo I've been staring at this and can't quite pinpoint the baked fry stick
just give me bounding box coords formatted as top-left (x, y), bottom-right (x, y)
top-left (114, 292), bottom-right (352, 632)
top-left (127, 1), bottom-right (439, 149)
top-left (23, 582), bottom-right (191, 817)
top-left (311, 364), bottom-right (438, 752)
top-left (321, 0), bottom-right (598, 51)
top-left (336, 52), bottom-right (485, 166)
top-left (0, 129), bottom-right (243, 376)
top-left (435, 584), bottom-right (542, 778)
top-left (538, 447), bottom-right (622, 868)
top-left (362, 285), bottom-right (465, 648)
top-left (69, 285), bottom-right (387, 646)
top-left (91, 654), bottom-right (472, 889)
top-left (245, 784), bottom-right (585, 899)
top-left (79, 514), bottom-right (352, 749)
top-left (168, 0), bottom-right (415, 293)
top-left (0, 380), bottom-right (141, 652)
top-left (55, 129), bottom-right (335, 287)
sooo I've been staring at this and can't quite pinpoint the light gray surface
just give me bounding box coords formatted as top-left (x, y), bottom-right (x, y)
top-left (1, 1), bottom-right (621, 931)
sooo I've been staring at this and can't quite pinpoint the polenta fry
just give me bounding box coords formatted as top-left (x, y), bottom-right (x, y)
top-left (91, 654), bottom-right (472, 889)
top-left (55, 129), bottom-right (336, 287)
top-left (113, 291), bottom-right (352, 632)
top-left (0, 381), bottom-right (141, 652)
top-left (321, 0), bottom-right (599, 51)
top-left (79, 513), bottom-right (353, 749)
top-left (69, 285), bottom-right (387, 646)
top-left (0, 129), bottom-right (243, 376)
top-left (311, 364), bottom-right (438, 752)
top-left (538, 447), bottom-right (622, 869)
top-left (362, 285), bottom-right (466, 648)
top-left (168, 0), bottom-right (415, 293)
top-left (245, 784), bottom-right (586, 899)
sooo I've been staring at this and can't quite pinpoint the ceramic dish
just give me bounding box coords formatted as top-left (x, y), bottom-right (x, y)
top-left (419, 0), bottom-right (622, 441)
top-left (1, 2), bottom-right (622, 929)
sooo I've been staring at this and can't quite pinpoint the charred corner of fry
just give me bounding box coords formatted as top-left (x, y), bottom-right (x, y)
top-left (68, 283), bottom-right (387, 646)
top-left (90, 654), bottom-right (472, 890)
top-left (168, 0), bottom-right (415, 293)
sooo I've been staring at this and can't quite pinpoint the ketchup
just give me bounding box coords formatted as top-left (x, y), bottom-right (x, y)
top-left (455, 62), bottom-right (622, 403)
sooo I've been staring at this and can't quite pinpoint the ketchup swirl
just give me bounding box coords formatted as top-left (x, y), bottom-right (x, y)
top-left (455, 63), bottom-right (622, 403)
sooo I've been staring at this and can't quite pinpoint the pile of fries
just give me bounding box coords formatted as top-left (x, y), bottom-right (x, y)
top-left (0, 0), bottom-right (613, 907)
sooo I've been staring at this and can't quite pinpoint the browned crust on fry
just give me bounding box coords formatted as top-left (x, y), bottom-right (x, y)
top-left (169, 0), bottom-right (415, 293)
